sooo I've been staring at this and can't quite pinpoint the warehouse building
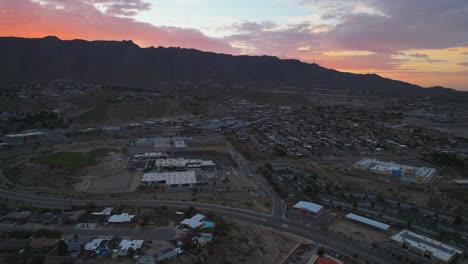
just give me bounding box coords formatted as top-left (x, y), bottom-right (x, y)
top-left (141, 171), bottom-right (197, 187)
top-left (292, 201), bottom-right (323, 215)
top-left (390, 230), bottom-right (462, 263)
top-left (134, 152), bottom-right (168, 160)
top-left (154, 158), bottom-right (215, 171)
top-left (345, 213), bottom-right (390, 231)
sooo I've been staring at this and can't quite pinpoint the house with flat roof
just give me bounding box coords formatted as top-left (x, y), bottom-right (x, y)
top-left (107, 213), bottom-right (135, 225)
top-left (390, 230), bottom-right (462, 263)
top-left (118, 239), bottom-right (144, 256)
top-left (181, 214), bottom-right (205, 229)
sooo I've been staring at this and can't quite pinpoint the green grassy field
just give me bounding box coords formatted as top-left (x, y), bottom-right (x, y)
top-left (33, 148), bottom-right (113, 169)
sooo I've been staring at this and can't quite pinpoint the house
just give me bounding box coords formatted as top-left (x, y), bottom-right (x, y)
top-left (107, 213), bottom-right (135, 225)
top-left (118, 239), bottom-right (143, 256)
top-left (181, 214), bottom-right (205, 229)
top-left (84, 237), bottom-right (112, 252)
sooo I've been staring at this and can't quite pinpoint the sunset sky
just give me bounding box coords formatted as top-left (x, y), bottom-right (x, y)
top-left (2, 0), bottom-right (468, 90)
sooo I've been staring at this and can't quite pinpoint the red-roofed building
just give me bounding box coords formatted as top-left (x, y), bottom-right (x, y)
top-left (315, 257), bottom-right (338, 264)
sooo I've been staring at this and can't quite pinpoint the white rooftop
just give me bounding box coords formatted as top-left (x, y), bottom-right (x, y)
top-left (84, 237), bottom-right (112, 251)
top-left (5, 131), bottom-right (47, 138)
top-left (107, 213), bottom-right (135, 223)
top-left (345, 213), bottom-right (390, 230)
top-left (92, 207), bottom-right (113, 215)
top-left (118, 239), bottom-right (144, 255)
top-left (142, 171), bottom-right (197, 185)
top-left (181, 213), bottom-right (205, 228)
top-left (453, 179), bottom-right (468, 184)
top-left (293, 201), bottom-right (323, 213)
top-left (391, 230), bottom-right (462, 262)
top-left (173, 140), bottom-right (186, 148)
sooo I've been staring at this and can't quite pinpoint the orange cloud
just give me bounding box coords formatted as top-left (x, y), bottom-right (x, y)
top-left (0, 0), bottom-right (236, 54)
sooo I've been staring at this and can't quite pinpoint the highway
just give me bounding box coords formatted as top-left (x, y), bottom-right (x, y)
top-left (0, 188), bottom-right (400, 264)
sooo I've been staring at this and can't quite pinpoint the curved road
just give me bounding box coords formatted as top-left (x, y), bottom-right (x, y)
top-left (0, 189), bottom-right (400, 264)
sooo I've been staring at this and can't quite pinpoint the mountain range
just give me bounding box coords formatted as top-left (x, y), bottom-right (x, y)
top-left (0, 36), bottom-right (464, 99)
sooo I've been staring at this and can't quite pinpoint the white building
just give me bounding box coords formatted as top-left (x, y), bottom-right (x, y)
top-left (107, 213), bottom-right (135, 224)
top-left (292, 201), bottom-right (323, 215)
top-left (345, 213), bottom-right (390, 231)
top-left (181, 214), bottom-right (205, 228)
top-left (154, 158), bottom-right (215, 171)
top-left (390, 230), bottom-right (462, 263)
top-left (134, 152), bottom-right (168, 160)
top-left (118, 239), bottom-right (144, 256)
top-left (142, 171), bottom-right (197, 187)
top-left (354, 158), bottom-right (436, 183)
top-left (92, 207), bottom-right (113, 215)
top-left (84, 237), bottom-right (112, 251)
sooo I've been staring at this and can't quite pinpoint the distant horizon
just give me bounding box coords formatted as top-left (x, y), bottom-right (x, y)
top-left (2, 0), bottom-right (468, 91)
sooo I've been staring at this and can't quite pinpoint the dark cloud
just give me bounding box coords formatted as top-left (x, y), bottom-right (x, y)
top-left (459, 62), bottom-right (468, 67)
top-left (408, 53), bottom-right (429, 59)
top-left (226, 22), bottom-right (320, 56)
top-left (322, 0), bottom-right (468, 52)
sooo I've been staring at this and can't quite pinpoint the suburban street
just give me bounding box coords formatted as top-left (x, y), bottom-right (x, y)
top-left (0, 188), bottom-right (401, 264)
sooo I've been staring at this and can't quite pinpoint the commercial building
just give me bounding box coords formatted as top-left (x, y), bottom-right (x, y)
top-left (134, 152), bottom-right (168, 160)
top-left (354, 158), bottom-right (436, 183)
top-left (345, 213), bottom-right (390, 231)
top-left (292, 201), bottom-right (323, 215)
top-left (390, 230), bottom-right (462, 263)
top-left (141, 171), bottom-right (197, 187)
top-left (154, 158), bottom-right (215, 171)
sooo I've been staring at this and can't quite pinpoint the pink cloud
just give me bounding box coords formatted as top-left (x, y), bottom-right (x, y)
top-left (0, 0), bottom-right (236, 54)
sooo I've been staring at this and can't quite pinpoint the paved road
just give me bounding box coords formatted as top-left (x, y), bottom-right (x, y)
top-left (0, 189), bottom-right (400, 264)
top-left (0, 224), bottom-right (176, 241)
top-left (227, 145), bottom-right (284, 217)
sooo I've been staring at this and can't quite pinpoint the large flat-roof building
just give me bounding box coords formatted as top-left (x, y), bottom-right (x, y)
top-left (154, 158), bottom-right (215, 171)
top-left (134, 152), bottom-right (168, 160)
top-left (141, 171), bottom-right (197, 187)
top-left (390, 230), bottom-right (462, 263)
top-left (345, 213), bottom-right (390, 231)
top-left (353, 158), bottom-right (436, 183)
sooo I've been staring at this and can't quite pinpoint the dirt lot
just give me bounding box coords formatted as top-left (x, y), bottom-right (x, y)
top-left (330, 219), bottom-right (390, 243)
top-left (207, 221), bottom-right (299, 264)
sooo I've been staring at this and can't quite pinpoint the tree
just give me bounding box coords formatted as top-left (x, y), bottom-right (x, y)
top-left (127, 247), bottom-right (136, 257)
top-left (454, 215), bottom-right (463, 225)
top-left (317, 247), bottom-right (325, 257)
top-left (57, 240), bottom-right (68, 256)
